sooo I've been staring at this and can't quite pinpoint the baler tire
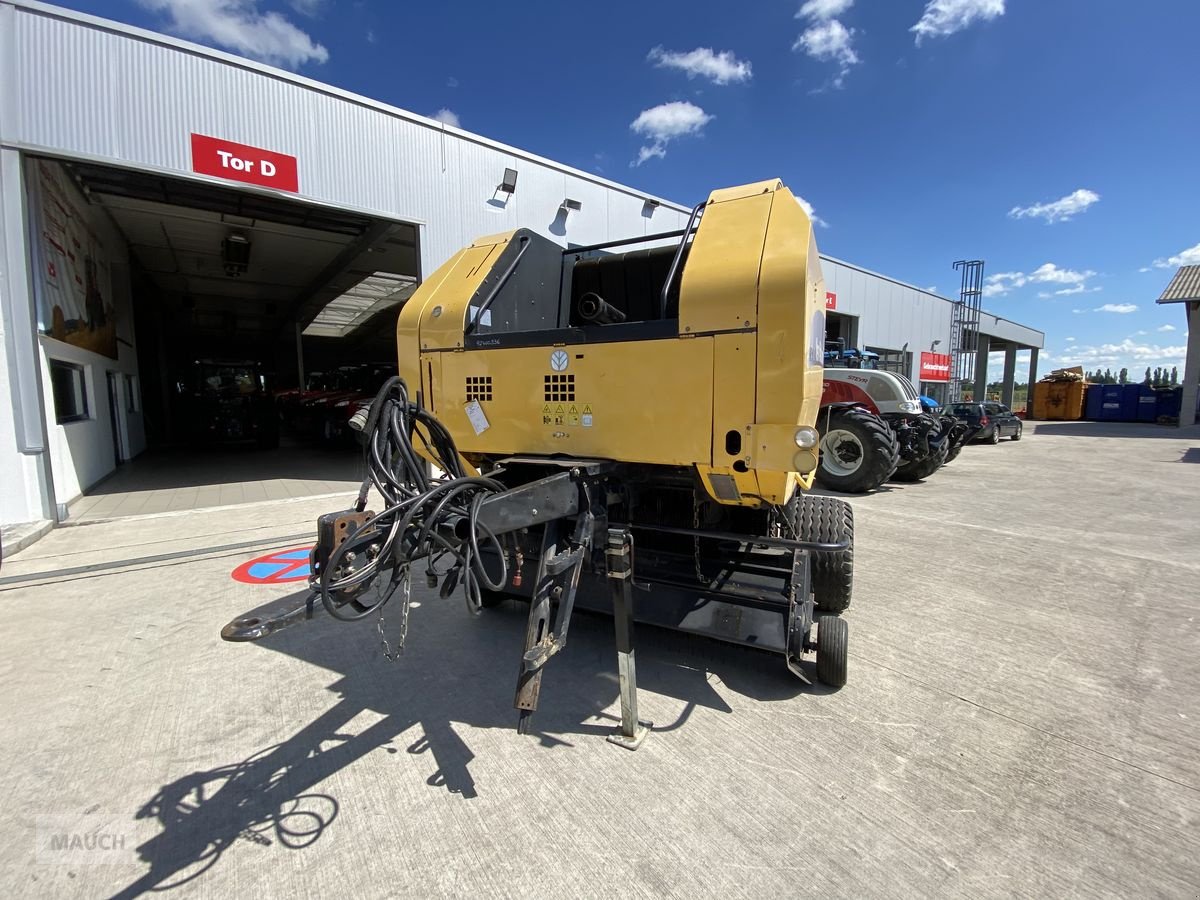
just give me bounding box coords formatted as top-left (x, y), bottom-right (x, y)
top-left (815, 407), bottom-right (899, 494)
top-left (791, 494), bottom-right (854, 614)
top-left (891, 423), bottom-right (950, 482)
top-left (816, 616), bottom-right (848, 688)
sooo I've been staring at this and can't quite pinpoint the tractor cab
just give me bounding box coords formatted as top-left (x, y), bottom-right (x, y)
top-left (823, 341), bottom-right (880, 370)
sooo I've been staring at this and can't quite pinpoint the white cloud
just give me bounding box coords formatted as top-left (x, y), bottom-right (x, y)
top-left (794, 20), bottom-right (860, 88)
top-left (1095, 303), bottom-right (1137, 314)
top-left (1138, 266), bottom-right (1152, 273)
top-left (799, 0), bottom-right (854, 17)
top-left (1158, 324), bottom-right (1176, 332)
top-left (629, 101), bottom-right (712, 166)
top-left (1066, 337), bottom-right (1076, 342)
top-left (447, 76), bottom-right (459, 88)
top-left (139, 0), bottom-right (328, 68)
top-left (431, 108), bottom-right (460, 128)
top-left (1068, 339), bottom-right (1187, 367)
top-left (289, 0), bottom-right (323, 16)
top-left (984, 262), bottom-right (1096, 297)
top-left (795, 195), bottom-right (828, 228)
top-left (924, 285), bottom-right (938, 293)
top-left (1072, 309), bottom-right (1085, 314)
top-left (647, 46), bottom-right (752, 85)
top-left (1008, 188), bottom-right (1100, 224)
top-left (1152, 240), bottom-right (1200, 269)
top-left (911, 0), bottom-right (1005, 45)
top-left (794, 0), bottom-right (859, 88)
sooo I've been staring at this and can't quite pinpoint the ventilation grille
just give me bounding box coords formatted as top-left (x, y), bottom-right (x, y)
top-left (465, 376), bottom-right (493, 402)
top-left (544, 374), bottom-right (575, 402)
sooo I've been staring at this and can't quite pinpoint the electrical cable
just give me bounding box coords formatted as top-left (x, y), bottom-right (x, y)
top-left (312, 377), bottom-right (508, 622)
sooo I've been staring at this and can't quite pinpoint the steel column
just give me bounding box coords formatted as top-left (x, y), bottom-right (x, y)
top-left (1001, 344), bottom-right (1018, 407)
top-left (973, 333), bottom-right (991, 402)
top-left (1181, 301), bottom-right (1200, 428)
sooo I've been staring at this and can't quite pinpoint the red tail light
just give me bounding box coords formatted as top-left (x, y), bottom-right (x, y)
top-left (980, 415), bottom-right (990, 425)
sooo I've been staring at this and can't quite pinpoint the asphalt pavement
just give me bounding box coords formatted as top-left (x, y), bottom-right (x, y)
top-left (1, 420), bottom-right (1198, 898)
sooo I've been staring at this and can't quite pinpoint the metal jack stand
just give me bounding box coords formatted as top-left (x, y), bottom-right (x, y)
top-left (605, 528), bottom-right (651, 750)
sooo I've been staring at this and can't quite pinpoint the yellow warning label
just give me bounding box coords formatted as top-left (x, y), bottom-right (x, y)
top-left (568, 404), bottom-right (578, 415)
top-left (582, 404), bottom-right (592, 414)
top-left (542, 404), bottom-right (551, 414)
top-left (568, 414), bottom-right (580, 426)
top-left (555, 404), bottom-right (565, 415)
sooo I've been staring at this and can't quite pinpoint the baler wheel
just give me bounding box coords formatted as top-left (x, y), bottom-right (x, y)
top-left (791, 494), bottom-right (854, 613)
top-left (816, 616), bottom-right (848, 688)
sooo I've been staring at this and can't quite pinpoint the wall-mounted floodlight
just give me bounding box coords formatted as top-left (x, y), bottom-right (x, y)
top-left (561, 198), bottom-right (582, 212)
top-left (500, 168), bottom-right (518, 194)
top-left (931, 339), bottom-right (942, 351)
top-left (644, 198), bottom-right (661, 210)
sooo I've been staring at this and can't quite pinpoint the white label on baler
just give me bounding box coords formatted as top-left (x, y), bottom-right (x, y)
top-left (464, 400), bottom-right (490, 435)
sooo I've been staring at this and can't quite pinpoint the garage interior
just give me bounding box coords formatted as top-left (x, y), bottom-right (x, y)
top-left (59, 160), bottom-right (420, 519)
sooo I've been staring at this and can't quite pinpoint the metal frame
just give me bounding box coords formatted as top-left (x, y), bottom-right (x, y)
top-left (950, 260), bottom-right (984, 404)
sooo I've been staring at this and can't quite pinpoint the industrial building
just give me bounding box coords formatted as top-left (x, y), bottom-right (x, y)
top-left (0, 0), bottom-right (1043, 540)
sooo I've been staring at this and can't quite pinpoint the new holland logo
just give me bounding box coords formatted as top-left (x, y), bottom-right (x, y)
top-left (550, 350), bottom-right (569, 372)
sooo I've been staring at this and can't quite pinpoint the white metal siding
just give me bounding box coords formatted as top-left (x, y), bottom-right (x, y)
top-left (2, 2), bottom-right (692, 276)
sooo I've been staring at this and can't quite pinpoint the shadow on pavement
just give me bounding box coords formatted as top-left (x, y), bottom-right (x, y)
top-left (1180, 448), bottom-right (1200, 464)
top-left (115, 592), bottom-right (812, 896)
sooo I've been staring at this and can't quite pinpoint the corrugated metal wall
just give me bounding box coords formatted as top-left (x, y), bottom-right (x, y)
top-left (1, 1), bottom-right (691, 276)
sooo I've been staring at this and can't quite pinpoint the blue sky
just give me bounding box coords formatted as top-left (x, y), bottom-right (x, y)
top-left (56, 0), bottom-right (1200, 379)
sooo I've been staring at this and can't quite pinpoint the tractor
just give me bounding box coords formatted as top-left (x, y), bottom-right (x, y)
top-left (814, 346), bottom-right (969, 492)
top-left (222, 179), bottom-right (855, 749)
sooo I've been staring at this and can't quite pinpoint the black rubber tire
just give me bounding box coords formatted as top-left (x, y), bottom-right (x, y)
top-left (791, 494), bottom-right (853, 613)
top-left (815, 406), bottom-right (900, 494)
top-left (945, 443), bottom-right (963, 464)
top-left (989, 427), bottom-right (1000, 445)
top-left (892, 418), bottom-right (949, 482)
top-left (1011, 425), bottom-right (1022, 441)
top-left (816, 615), bottom-right (848, 688)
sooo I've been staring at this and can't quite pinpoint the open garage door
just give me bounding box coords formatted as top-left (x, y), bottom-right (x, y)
top-left (43, 158), bottom-right (419, 519)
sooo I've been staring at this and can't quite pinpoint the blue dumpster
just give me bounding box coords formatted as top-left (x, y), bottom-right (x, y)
top-left (1099, 384), bottom-right (1125, 420)
top-left (1156, 387), bottom-right (1183, 422)
top-left (1085, 383), bottom-right (1104, 420)
top-left (1133, 384), bottom-right (1158, 422)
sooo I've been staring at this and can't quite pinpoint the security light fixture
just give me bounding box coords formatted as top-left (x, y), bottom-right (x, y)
top-left (222, 231), bottom-right (251, 277)
top-left (561, 198), bottom-right (582, 212)
top-left (499, 168), bottom-right (518, 194)
top-left (643, 198), bottom-right (660, 210)
top-left (931, 339), bottom-right (942, 350)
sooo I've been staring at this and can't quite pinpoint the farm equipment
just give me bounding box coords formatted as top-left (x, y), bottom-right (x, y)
top-left (222, 179), bottom-right (854, 748)
top-left (815, 356), bottom-right (971, 492)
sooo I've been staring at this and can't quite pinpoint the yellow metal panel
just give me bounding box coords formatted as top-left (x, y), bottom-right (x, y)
top-left (710, 331), bottom-right (757, 468)
top-left (755, 186), bottom-right (824, 429)
top-left (417, 242), bottom-right (504, 350)
top-left (426, 337), bottom-right (715, 465)
top-left (706, 179), bottom-right (782, 205)
top-left (678, 190), bottom-right (773, 335)
top-left (396, 246), bottom-right (463, 390)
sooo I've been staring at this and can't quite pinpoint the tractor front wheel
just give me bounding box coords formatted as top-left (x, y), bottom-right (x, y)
top-left (815, 406), bottom-right (900, 494)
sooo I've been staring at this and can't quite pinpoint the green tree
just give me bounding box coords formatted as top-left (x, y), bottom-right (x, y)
top-left (1118, 367), bottom-right (1128, 384)
top-left (1144, 367), bottom-right (1152, 385)
top-left (1104, 368), bottom-right (1114, 384)
top-left (1154, 367), bottom-right (1163, 386)
top-left (1171, 366), bottom-right (1179, 386)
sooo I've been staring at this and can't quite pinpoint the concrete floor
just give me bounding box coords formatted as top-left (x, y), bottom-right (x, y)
top-left (67, 439), bottom-right (363, 521)
top-left (1, 420), bottom-right (1198, 898)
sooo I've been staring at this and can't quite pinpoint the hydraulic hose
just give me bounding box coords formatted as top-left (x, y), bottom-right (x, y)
top-left (315, 377), bottom-right (508, 621)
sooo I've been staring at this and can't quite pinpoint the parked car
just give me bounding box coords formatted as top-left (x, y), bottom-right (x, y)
top-left (948, 401), bottom-right (1023, 443)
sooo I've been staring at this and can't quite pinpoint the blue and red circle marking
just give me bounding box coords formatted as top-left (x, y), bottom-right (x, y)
top-left (231, 547), bottom-right (314, 584)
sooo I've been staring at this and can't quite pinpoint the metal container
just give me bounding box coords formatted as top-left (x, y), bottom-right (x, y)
top-left (1085, 383), bottom-right (1104, 420)
top-left (1133, 385), bottom-right (1158, 423)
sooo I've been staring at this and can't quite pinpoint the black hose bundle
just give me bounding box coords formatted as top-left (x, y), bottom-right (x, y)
top-left (314, 377), bottom-right (508, 622)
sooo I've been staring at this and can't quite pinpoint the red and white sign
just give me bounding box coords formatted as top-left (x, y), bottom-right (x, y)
top-left (190, 133), bottom-right (299, 193)
top-left (825, 291), bottom-right (837, 310)
top-left (919, 351), bottom-right (952, 382)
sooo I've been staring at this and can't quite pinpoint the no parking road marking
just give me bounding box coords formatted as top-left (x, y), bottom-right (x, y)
top-left (231, 547), bottom-right (313, 584)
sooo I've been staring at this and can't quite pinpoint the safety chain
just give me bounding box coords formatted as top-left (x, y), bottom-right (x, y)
top-left (377, 564), bottom-right (413, 661)
top-left (693, 491), bottom-right (708, 585)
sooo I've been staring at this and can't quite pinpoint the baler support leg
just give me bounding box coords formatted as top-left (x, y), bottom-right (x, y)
top-left (605, 528), bottom-right (651, 750)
